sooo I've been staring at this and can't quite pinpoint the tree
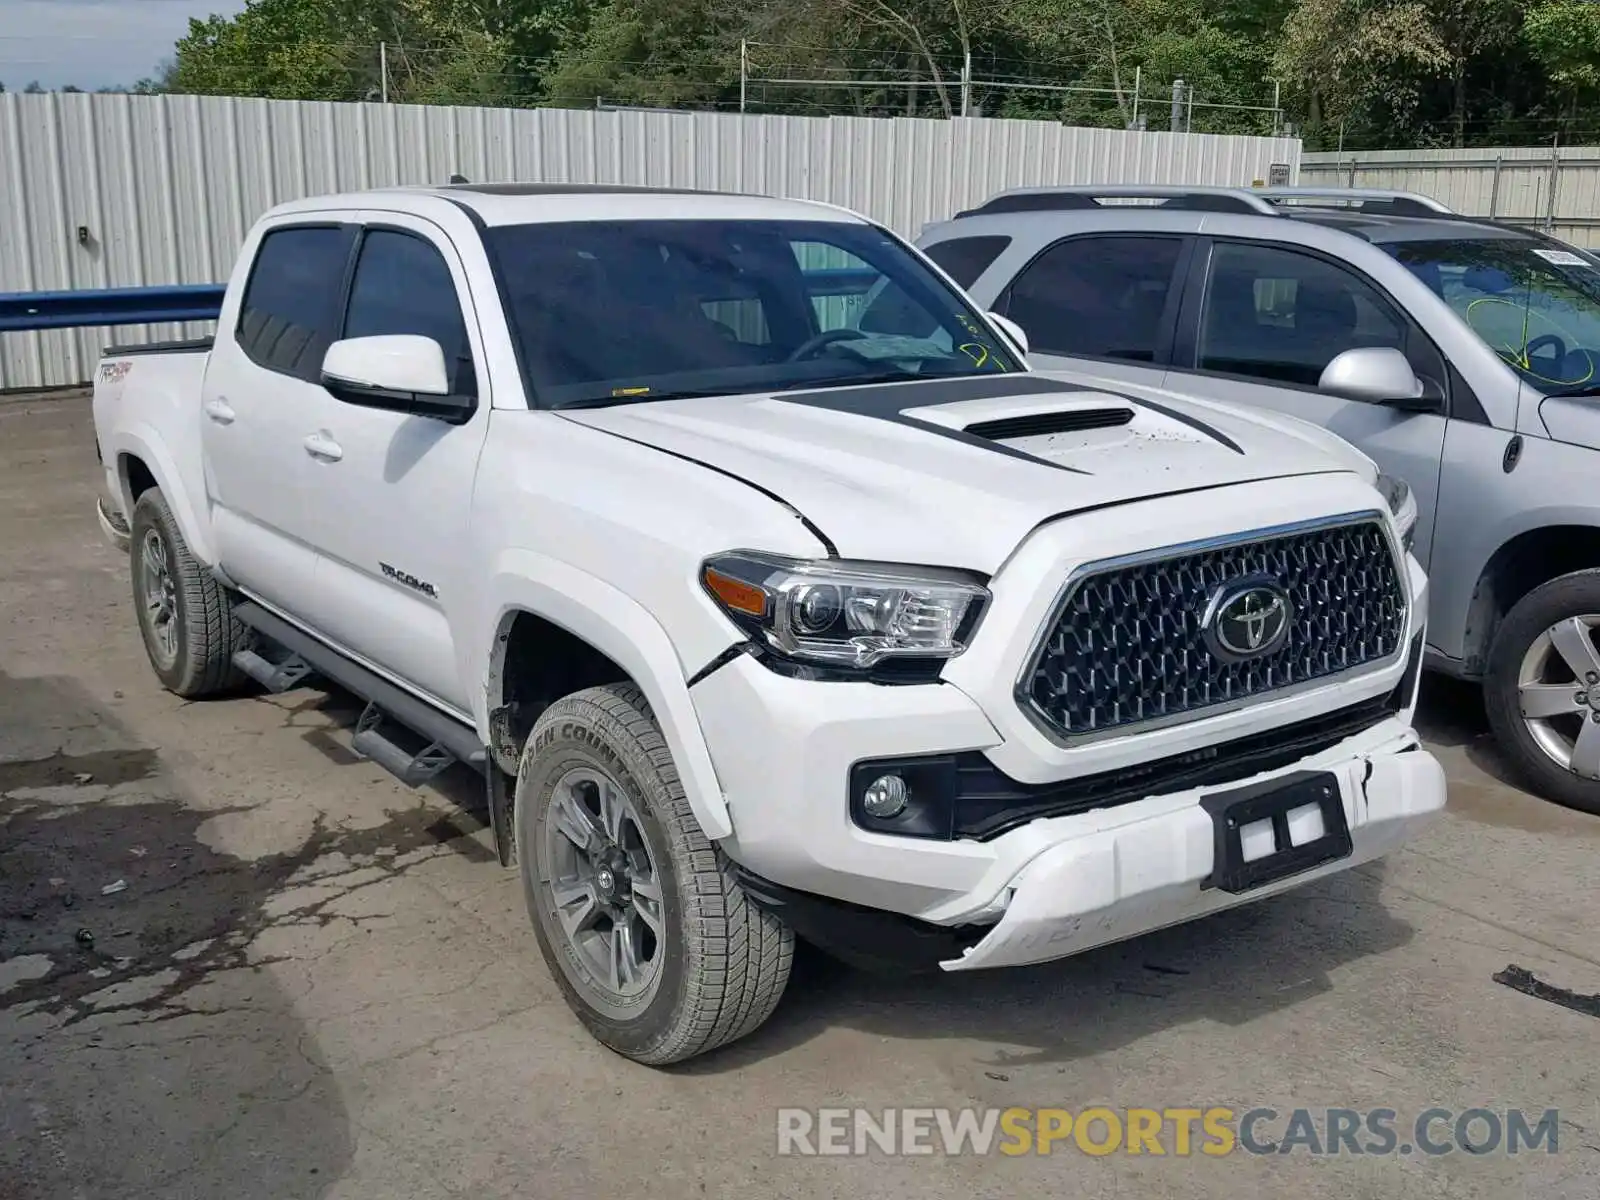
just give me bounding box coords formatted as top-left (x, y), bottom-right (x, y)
top-left (991, 0), bottom-right (1282, 131)
top-left (1427, 0), bottom-right (1525, 146)
top-left (543, 0), bottom-right (743, 108)
top-left (1525, 0), bottom-right (1600, 116)
top-left (165, 0), bottom-right (601, 105)
top-left (99, 0), bottom-right (1600, 149)
top-left (170, 0), bottom-right (368, 100)
top-left (1275, 0), bottom-right (1450, 145)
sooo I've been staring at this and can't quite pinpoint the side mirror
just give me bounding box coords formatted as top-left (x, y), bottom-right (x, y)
top-left (321, 335), bottom-right (473, 422)
top-left (987, 311), bottom-right (1030, 357)
top-left (1318, 347), bottom-right (1438, 412)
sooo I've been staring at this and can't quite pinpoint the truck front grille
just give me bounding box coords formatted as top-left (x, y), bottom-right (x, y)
top-left (1020, 515), bottom-right (1407, 741)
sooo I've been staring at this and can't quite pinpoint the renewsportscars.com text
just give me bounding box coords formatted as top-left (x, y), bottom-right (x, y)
top-left (775, 1106), bottom-right (1562, 1158)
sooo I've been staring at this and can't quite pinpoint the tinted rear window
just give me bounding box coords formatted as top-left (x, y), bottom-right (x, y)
top-left (923, 236), bottom-right (1012, 288)
top-left (1001, 235), bottom-right (1183, 362)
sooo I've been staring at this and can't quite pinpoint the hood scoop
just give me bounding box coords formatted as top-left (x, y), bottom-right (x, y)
top-left (965, 407), bottom-right (1135, 441)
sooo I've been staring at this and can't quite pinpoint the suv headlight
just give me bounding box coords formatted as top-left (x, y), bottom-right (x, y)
top-left (700, 551), bottom-right (989, 675)
top-left (1376, 472), bottom-right (1418, 553)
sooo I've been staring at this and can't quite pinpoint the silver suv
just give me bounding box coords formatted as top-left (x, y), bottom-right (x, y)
top-left (918, 185), bottom-right (1600, 815)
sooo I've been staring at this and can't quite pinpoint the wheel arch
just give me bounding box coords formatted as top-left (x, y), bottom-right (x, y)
top-left (1460, 522), bottom-right (1600, 675)
top-left (478, 551), bottom-right (735, 841)
top-left (113, 424), bottom-right (217, 567)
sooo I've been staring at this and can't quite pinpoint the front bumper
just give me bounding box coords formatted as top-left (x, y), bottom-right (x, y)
top-left (696, 641), bottom-right (1442, 963)
top-left (726, 724), bottom-right (1443, 973)
top-left (940, 733), bottom-right (1443, 970)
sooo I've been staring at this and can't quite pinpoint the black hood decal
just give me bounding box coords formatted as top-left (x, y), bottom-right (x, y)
top-left (777, 374), bottom-right (1094, 474)
top-left (1108, 391), bottom-right (1245, 455)
top-left (776, 372), bottom-right (1248, 469)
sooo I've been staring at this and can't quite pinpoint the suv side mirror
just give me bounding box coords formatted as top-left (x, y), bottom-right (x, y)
top-left (987, 311), bottom-right (1029, 357)
top-left (321, 335), bottom-right (473, 422)
top-left (1318, 347), bottom-right (1439, 412)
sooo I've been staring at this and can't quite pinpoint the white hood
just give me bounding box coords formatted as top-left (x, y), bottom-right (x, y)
top-left (560, 372), bottom-right (1371, 574)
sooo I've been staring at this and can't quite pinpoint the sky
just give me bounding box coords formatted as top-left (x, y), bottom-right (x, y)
top-left (0, 0), bottom-right (247, 91)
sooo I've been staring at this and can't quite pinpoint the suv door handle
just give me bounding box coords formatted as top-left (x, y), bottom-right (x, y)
top-left (303, 432), bottom-right (343, 462)
top-left (203, 397), bottom-right (236, 424)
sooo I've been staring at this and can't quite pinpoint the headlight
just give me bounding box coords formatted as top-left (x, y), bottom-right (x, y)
top-left (1376, 472), bottom-right (1418, 553)
top-left (700, 551), bottom-right (989, 675)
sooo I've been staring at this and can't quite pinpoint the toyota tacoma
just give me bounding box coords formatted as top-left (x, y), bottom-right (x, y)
top-left (92, 182), bottom-right (1445, 1065)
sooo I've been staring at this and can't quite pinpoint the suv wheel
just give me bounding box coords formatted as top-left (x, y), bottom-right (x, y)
top-left (128, 488), bottom-right (251, 698)
top-left (1484, 570), bottom-right (1600, 815)
top-left (515, 683), bottom-right (794, 1064)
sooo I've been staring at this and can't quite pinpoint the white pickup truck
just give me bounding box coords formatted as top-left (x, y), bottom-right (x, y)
top-left (92, 182), bottom-right (1445, 1065)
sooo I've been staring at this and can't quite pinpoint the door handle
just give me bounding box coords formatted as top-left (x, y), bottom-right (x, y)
top-left (203, 397), bottom-right (236, 424)
top-left (303, 432), bottom-right (343, 462)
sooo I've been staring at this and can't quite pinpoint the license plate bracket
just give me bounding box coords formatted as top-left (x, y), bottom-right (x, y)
top-left (1200, 770), bottom-right (1352, 895)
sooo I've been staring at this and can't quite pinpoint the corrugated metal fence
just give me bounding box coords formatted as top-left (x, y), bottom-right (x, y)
top-left (1301, 147), bottom-right (1600, 246)
top-left (1, 91), bottom-right (1300, 390)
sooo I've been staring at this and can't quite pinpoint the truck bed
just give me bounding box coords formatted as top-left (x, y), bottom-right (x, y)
top-left (93, 341), bottom-right (214, 553)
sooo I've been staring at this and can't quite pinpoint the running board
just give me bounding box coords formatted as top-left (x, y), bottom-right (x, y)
top-left (351, 701), bottom-right (458, 786)
top-left (232, 647), bottom-right (317, 693)
top-left (232, 600), bottom-right (489, 792)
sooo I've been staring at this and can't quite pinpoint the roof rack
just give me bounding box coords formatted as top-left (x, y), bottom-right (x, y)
top-left (1254, 187), bottom-right (1455, 216)
top-left (956, 185), bottom-right (1280, 219)
top-left (955, 184), bottom-right (1461, 223)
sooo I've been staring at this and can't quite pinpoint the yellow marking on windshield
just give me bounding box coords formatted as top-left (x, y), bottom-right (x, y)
top-left (1465, 297), bottom-right (1596, 387)
top-left (612, 386), bottom-right (652, 397)
top-left (959, 342), bottom-right (991, 369)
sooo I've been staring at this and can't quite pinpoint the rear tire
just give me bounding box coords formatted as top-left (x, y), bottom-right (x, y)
top-left (1484, 570), bottom-right (1600, 816)
top-left (128, 488), bottom-right (251, 698)
top-left (515, 683), bottom-right (793, 1065)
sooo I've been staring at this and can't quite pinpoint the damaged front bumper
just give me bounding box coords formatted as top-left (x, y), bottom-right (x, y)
top-left (939, 724), bottom-right (1445, 971)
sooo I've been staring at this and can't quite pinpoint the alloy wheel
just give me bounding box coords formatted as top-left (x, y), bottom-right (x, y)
top-left (1516, 614), bottom-right (1600, 780)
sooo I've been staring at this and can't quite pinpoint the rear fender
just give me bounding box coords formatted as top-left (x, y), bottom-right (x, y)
top-left (112, 423), bottom-right (217, 567)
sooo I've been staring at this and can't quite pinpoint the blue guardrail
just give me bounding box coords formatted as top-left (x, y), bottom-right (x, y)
top-left (0, 285), bottom-right (226, 333)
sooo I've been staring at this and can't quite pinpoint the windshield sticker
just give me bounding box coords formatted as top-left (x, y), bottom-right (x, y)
top-left (1532, 248), bottom-right (1592, 267)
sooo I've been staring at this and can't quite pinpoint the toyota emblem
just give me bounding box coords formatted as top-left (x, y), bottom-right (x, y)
top-left (1203, 577), bottom-right (1293, 662)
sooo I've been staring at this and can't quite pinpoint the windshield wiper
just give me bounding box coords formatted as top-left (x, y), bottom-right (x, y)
top-left (555, 386), bottom-right (757, 410)
top-left (1545, 383), bottom-right (1600, 399)
top-left (555, 367), bottom-right (985, 409)
top-left (771, 366), bottom-right (993, 392)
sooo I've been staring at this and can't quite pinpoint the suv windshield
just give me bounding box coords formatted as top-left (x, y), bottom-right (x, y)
top-left (484, 219), bottom-right (1017, 408)
top-left (1384, 236), bottom-right (1600, 393)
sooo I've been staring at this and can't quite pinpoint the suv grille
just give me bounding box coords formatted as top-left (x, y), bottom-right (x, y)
top-left (1021, 517), bottom-right (1407, 740)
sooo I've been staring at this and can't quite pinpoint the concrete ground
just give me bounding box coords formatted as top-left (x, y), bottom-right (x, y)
top-left (1, 391), bottom-right (1596, 1200)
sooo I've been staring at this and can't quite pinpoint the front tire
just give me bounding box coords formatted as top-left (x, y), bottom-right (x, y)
top-left (1484, 570), bottom-right (1600, 815)
top-left (128, 488), bottom-right (250, 698)
top-left (515, 684), bottom-right (793, 1065)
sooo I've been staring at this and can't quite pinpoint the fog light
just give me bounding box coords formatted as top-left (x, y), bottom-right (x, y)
top-left (862, 774), bottom-right (909, 819)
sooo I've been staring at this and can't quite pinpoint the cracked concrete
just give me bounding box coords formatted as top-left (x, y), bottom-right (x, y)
top-left (2, 391), bottom-right (1598, 1199)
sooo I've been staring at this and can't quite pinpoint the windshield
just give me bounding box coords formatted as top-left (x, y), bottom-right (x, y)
top-left (1383, 236), bottom-right (1600, 392)
top-left (483, 219), bottom-right (1017, 408)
